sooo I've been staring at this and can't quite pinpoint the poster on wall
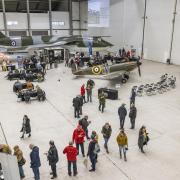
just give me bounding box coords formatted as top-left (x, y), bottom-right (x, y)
top-left (88, 0), bottom-right (110, 27)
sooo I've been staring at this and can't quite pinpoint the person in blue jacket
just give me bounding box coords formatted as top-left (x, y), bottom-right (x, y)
top-left (29, 144), bottom-right (41, 180)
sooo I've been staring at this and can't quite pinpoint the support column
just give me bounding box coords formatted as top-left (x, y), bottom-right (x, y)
top-left (141, 0), bottom-right (147, 59)
top-left (69, 0), bottom-right (73, 35)
top-left (168, 0), bottom-right (178, 64)
top-left (26, 0), bottom-right (31, 36)
top-left (79, 0), bottom-right (81, 35)
top-left (2, 0), bottom-right (7, 36)
top-left (49, 0), bottom-right (53, 36)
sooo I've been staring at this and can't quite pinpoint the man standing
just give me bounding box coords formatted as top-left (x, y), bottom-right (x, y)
top-left (86, 84), bottom-right (93, 102)
top-left (118, 103), bottom-right (127, 129)
top-left (72, 96), bottom-right (81, 118)
top-left (101, 123), bottom-right (112, 153)
top-left (63, 141), bottom-right (78, 176)
top-left (80, 84), bottom-right (86, 103)
top-left (98, 91), bottom-right (106, 113)
top-left (79, 115), bottom-right (91, 140)
top-left (72, 125), bottom-right (85, 157)
top-left (130, 87), bottom-right (136, 106)
top-left (129, 103), bottom-right (137, 129)
top-left (116, 129), bottom-right (128, 161)
top-left (47, 141), bottom-right (59, 179)
top-left (29, 144), bottom-right (41, 180)
top-left (77, 95), bottom-right (83, 116)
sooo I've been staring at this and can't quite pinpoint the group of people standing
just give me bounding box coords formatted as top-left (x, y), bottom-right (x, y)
top-left (0, 67), bottom-right (151, 179)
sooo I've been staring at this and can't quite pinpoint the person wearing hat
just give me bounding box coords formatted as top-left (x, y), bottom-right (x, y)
top-left (72, 125), bottom-right (86, 157)
top-left (46, 141), bottom-right (59, 179)
top-left (79, 115), bottom-right (91, 140)
top-left (116, 129), bottom-right (128, 161)
top-left (101, 123), bottom-right (112, 154)
top-left (87, 133), bottom-right (99, 172)
top-left (138, 126), bottom-right (149, 153)
top-left (29, 144), bottom-right (41, 180)
top-left (14, 145), bottom-right (26, 179)
top-left (118, 103), bottom-right (127, 129)
top-left (63, 141), bottom-right (78, 176)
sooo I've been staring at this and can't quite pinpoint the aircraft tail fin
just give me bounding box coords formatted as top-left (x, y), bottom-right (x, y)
top-left (0, 32), bottom-right (6, 39)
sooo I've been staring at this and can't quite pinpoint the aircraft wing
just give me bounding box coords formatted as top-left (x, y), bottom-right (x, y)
top-left (101, 71), bottom-right (127, 80)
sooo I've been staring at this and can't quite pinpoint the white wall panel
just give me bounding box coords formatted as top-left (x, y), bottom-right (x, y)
top-left (52, 30), bottom-right (69, 36)
top-left (123, 0), bottom-right (144, 55)
top-left (72, 2), bottom-right (79, 20)
top-left (52, 12), bottom-right (69, 29)
top-left (30, 13), bottom-right (49, 29)
top-left (0, 13), bottom-right (4, 29)
top-left (144, 0), bottom-right (174, 63)
top-left (80, 0), bottom-right (88, 30)
top-left (6, 13), bottom-right (27, 29)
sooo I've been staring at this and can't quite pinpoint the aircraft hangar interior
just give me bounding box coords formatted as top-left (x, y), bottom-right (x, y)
top-left (0, 0), bottom-right (180, 180)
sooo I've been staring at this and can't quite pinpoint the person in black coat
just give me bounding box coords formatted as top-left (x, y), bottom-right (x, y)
top-left (130, 88), bottom-right (136, 106)
top-left (73, 96), bottom-right (81, 118)
top-left (87, 134), bottom-right (98, 172)
top-left (77, 95), bottom-right (83, 115)
top-left (129, 103), bottom-right (137, 129)
top-left (47, 141), bottom-right (59, 179)
top-left (118, 104), bottom-right (127, 129)
top-left (29, 144), bottom-right (41, 180)
top-left (79, 115), bottom-right (91, 140)
top-left (20, 115), bottom-right (31, 139)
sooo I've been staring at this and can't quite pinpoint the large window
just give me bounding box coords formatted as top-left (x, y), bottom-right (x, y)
top-left (88, 0), bottom-right (110, 27)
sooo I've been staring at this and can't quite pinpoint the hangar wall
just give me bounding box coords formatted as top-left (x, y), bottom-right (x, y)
top-left (0, 1), bottom-right (88, 37)
top-left (88, 0), bottom-right (180, 65)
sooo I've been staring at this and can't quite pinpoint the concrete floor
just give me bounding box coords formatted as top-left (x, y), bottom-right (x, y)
top-left (0, 60), bottom-right (180, 180)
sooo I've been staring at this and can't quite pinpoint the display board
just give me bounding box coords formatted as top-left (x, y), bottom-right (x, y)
top-left (0, 153), bottom-right (20, 180)
top-left (88, 0), bottom-right (110, 27)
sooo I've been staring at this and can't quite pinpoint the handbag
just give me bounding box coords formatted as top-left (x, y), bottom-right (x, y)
top-left (18, 157), bottom-right (26, 166)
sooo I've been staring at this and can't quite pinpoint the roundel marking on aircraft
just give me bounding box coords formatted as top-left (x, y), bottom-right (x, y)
top-left (11, 40), bottom-right (16, 46)
top-left (92, 66), bottom-right (102, 75)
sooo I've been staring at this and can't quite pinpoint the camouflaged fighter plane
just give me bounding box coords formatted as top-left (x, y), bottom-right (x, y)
top-left (0, 31), bottom-right (113, 62)
top-left (72, 60), bottom-right (142, 82)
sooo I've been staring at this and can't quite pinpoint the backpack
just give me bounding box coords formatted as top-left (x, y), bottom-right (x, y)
top-left (93, 143), bottom-right (100, 154)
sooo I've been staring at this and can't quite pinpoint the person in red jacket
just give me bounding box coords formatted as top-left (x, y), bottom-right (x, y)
top-left (72, 125), bottom-right (85, 157)
top-left (63, 141), bottom-right (78, 176)
top-left (80, 84), bottom-right (86, 103)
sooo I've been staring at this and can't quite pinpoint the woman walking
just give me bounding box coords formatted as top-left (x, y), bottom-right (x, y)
top-left (20, 115), bottom-right (31, 139)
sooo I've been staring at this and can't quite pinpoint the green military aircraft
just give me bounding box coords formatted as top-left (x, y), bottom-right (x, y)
top-left (0, 31), bottom-right (113, 62)
top-left (72, 60), bottom-right (142, 82)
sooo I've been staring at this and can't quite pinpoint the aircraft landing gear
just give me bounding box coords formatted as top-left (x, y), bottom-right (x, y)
top-left (121, 74), bottom-right (129, 84)
top-left (121, 78), bottom-right (127, 83)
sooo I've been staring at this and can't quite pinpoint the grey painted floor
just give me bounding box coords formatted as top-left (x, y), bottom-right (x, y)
top-left (0, 60), bottom-right (180, 180)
